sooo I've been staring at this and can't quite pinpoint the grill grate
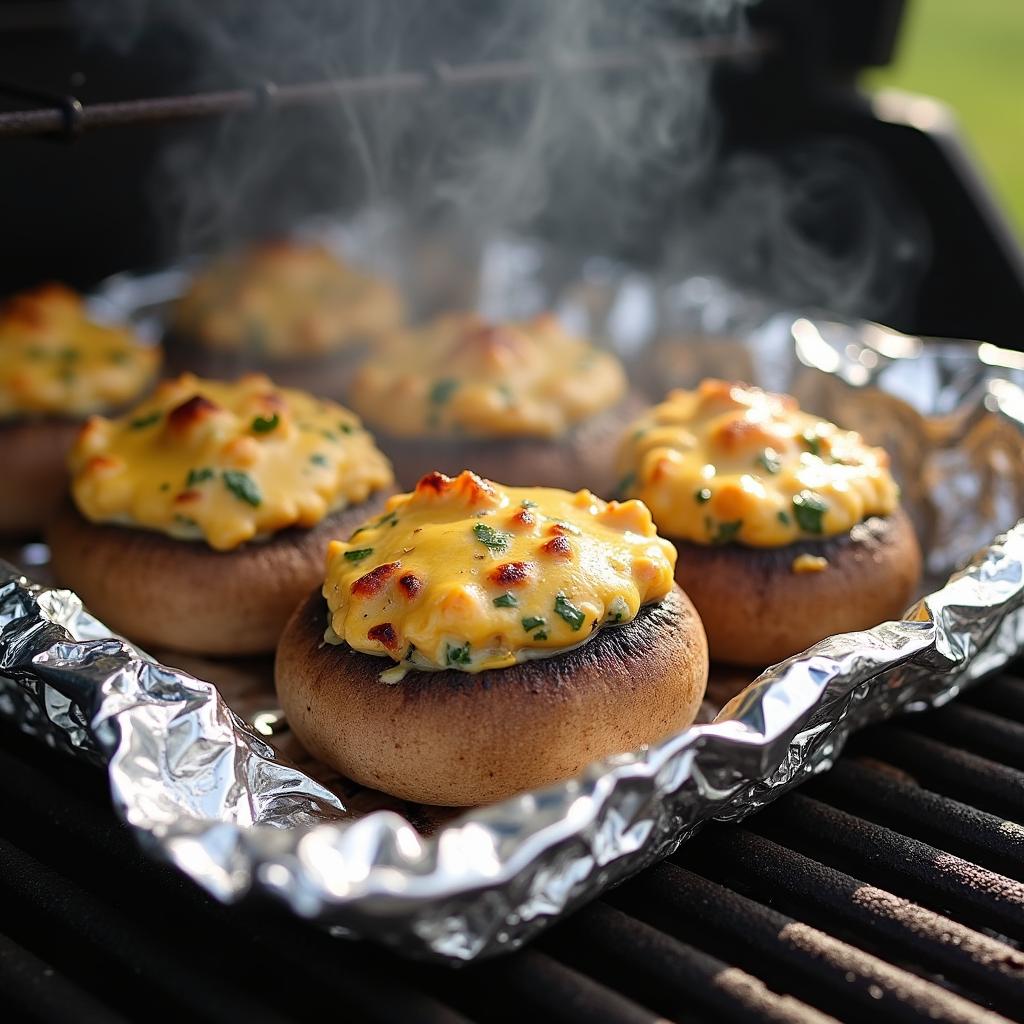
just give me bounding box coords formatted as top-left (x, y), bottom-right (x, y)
top-left (3, 667), bottom-right (1024, 1023)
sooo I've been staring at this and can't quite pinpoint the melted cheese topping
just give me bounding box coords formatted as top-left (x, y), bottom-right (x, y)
top-left (617, 379), bottom-right (899, 547)
top-left (322, 470), bottom-right (675, 674)
top-left (0, 284), bottom-right (160, 420)
top-left (69, 374), bottom-right (394, 551)
top-left (349, 312), bottom-right (627, 439)
top-left (173, 241), bottom-right (403, 357)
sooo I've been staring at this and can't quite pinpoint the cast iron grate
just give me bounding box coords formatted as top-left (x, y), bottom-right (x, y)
top-left (3, 666), bottom-right (1024, 1024)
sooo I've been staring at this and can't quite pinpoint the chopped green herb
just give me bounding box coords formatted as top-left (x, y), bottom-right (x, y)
top-left (375, 509), bottom-right (399, 529)
top-left (186, 467), bottom-right (214, 487)
top-left (129, 411), bottom-right (161, 430)
top-left (473, 522), bottom-right (511, 553)
top-left (320, 429), bottom-right (338, 442)
top-left (521, 616), bottom-right (546, 633)
top-left (616, 472), bottom-right (636, 497)
top-left (695, 487), bottom-right (712, 505)
top-left (445, 642), bottom-right (472, 667)
top-left (108, 350), bottom-right (129, 365)
top-left (405, 644), bottom-right (416, 662)
top-left (344, 547), bottom-right (374, 562)
top-left (554, 594), bottom-right (585, 631)
top-left (756, 448), bottom-right (782, 474)
top-left (222, 469), bottom-right (261, 507)
top-left (159, 482), bottom-right (170, 492)
top-left (802, 430), bottom-right (822, 457)
top-left (338, 421), bottom-right (355, 434)
top-left (777, 510), bottom-right (791, 525)
top-left (521, 499), bottom-right (537, 509)
top-left (533, 631), bottom-right (548, 641)
top-left (493, 593), bottom-right (518, 608)
top-left (310, 453), bottom-right (329, 467)
top-left (607, 596), bottom-right (629, 624)
top-left (792, 491), bottom-right (828, 534)
top-left (251, 412), bottom-right (279, 434)
top-left (632, 427), bottom-right (648, 441)
top-left (497, 383), bottom-right (514, 405)
top-left (712, 520), bottom-right (743, 545)
top-left (174, 514), bottom-right (198, 529)
top-left (430, 378), bottom-right (459, 406)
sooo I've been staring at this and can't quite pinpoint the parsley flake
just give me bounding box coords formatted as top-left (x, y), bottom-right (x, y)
top-left (129, 411), bottom-right (161, 430)
top-left (186, 467), bottom-right (214, 487)
top-left (339, 421), bottom-right (355, 434)
top-left (792, 491), bottom-right (828, 534)
top-left (310, 453), bottom-right (329, 467)
top-left (493, 593), bottom-right (518, 608)
top-left (554, 594), bottom-right (585, 631)
top-left (473, 522), bottom-right (511, 553)
top-left (222, 470), bottom-right (261, 507)
top-left (777, 510), bottom-right (791, 525)
top-left (533, 631), bottom-right (548, 641)
top-left (802, 429), bottom-right (822, 457)
top-left (344, 548), bottom-right (374, 562)
top-left (445, 642), bottom-right (471, 667)
top-left (251, 413), bottom-right (279, 433)
top-left (430, 378), bottom-right (459, 406)
top-left (756, 448), bottom-right (782, 474)
top-left (712, 520), bottom-right (743, 545)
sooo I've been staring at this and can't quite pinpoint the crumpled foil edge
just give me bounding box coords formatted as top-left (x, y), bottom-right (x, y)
top-left (3, 517), bottom-right (1023, 962)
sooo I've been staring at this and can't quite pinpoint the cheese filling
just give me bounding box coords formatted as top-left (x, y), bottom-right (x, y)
top-left (322, 470), bottom-right (676, 674)
top-left (172, 241), bottom-right (403, 357)
top-left (616, 379), bottom-right (899, 547)
top-left (349, 312), bottom-right (627, 439)
top-left (69, 374), bottom-right (394, 551)
top-left (0, 284), bottom-right (160, 420)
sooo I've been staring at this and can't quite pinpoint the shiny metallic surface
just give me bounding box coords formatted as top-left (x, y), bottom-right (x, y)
top-left (3, 271), bottom-right (1024, 960)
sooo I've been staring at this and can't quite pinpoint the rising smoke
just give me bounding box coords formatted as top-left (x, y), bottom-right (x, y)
top-left (72, 0), bottom-right (927, 324)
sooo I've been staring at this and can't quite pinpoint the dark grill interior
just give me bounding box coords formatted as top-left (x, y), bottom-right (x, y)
top-left (4, 667), bottom-right (1023, 1023)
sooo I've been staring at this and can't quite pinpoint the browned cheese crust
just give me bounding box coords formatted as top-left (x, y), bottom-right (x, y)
top-left (275, 583), bottom-right (709, 807)
top-left (373, 393), bottom-right (646, 499)
top-left (162, 335), bottom-right (363, 403)
top-left (47, 490), bottom-right (392, 656)
top-left (672, 507), bottom-right (922, 668)
top-left (0, 418), bottom-right (81, 537)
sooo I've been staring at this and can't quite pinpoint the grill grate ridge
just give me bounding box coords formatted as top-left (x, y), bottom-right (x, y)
top-left (2, 667), bottom-right (1024, 1022)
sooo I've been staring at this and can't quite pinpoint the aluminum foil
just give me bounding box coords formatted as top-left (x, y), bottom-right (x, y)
top-left (5, 239), bottom-right (1024, 961)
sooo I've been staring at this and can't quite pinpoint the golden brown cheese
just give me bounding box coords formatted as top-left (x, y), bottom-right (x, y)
top-left (69, 374), bottom-right (393, 551)
top-left (0, 284), bottom-right (160, 420)
top-left (172, 241), bottom-right (403, 357)
top-left (792, 554), bottom-right (829, 573)
top-left (617, 379), bottom-right (899, 547)
top-left (349, 312), bottom-right (627, 439)
top-left (322, 470), bottom-right (676, 675)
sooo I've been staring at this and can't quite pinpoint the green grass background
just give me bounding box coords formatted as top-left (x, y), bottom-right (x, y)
top-left (868, 0), bottom-right (1024, 236)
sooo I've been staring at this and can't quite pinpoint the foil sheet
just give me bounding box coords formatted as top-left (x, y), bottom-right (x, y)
top-left (5, 238), bottom-right (1024, 961)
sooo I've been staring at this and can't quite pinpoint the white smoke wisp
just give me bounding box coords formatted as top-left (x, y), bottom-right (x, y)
top-left (70, 1), bottom-right (927, 324)
top-left (668, 140), bottom-right (931, 322)
top-left (70, 1), bottom-right (754, 258)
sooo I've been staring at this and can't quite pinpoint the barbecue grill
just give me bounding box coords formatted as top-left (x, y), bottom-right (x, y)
top-left (3, 1), bottom-right (1024, 1020)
